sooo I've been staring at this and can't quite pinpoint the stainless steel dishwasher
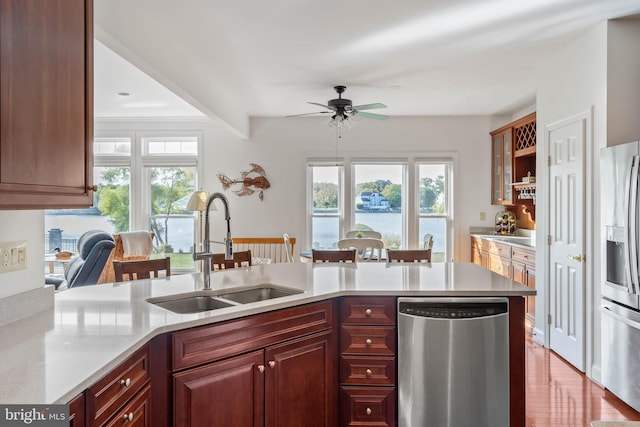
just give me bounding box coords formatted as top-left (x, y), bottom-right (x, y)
top-left (398, 297), bottom-right (510, 427)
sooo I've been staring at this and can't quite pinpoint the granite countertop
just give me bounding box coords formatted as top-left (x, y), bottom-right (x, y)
top-left (0, 262), bottom-right (533, 405)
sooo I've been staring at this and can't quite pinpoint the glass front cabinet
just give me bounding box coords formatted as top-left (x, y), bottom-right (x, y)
top-left (491, 127), bottom-right (514, 205)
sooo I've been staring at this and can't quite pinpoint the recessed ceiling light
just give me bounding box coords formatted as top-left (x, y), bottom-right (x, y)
top-left (116, 92), bottom-right (130, 96)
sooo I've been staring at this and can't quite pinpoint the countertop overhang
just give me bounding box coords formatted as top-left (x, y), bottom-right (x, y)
top-left (0, 262), bottom-right (534, 405)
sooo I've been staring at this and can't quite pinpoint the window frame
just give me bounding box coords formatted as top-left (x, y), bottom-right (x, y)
top-left (93, 130), bottom-right (204, 272)
top-left (307, 153), bottom-right (455, 260)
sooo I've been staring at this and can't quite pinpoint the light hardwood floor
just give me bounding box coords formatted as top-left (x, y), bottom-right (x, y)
top-left (526, 337), bottom-right (640, 426)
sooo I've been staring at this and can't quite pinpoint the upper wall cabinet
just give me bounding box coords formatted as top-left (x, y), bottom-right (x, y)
top-left (490, 113), bottom-right (536, 205)
top-left (0, 0), bottom-right (94, 209)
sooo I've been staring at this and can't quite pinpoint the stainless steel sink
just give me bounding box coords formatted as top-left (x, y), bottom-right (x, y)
top-left (148, 292), bottom-right (237, 314)
top-left (218, 286), bottom-right (303, 304)
top-left (147, 285), bottom-right (303, 314)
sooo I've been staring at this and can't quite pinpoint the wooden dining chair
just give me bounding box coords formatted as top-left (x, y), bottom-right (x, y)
top-left (211, 250), bottom-right (252, 270)
top-left (113, 257), bottom-right (171, 282)
top-left (311, 249), bottom-right (357, 263)
top-left (345, 230), bottom-right (383, 239)
top-left (283, 233), bottom-right (295, 263)
top-left (386, 249), bottom-right (432, 263)
top-left (337, 238), bottom-right (384, 262)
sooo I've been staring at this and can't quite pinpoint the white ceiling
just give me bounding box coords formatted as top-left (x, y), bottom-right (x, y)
top-left (94, 0), bottom-right (640, 137)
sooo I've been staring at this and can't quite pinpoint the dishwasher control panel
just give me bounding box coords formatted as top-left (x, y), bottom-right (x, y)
top-left (398, 299), bottom-right (508, 319)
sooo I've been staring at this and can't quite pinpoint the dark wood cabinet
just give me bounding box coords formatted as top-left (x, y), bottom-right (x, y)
top-left (102, 384), bottom-right (151, 427)
top-left (0, 0), bottom-right (94, 209)
top-left (68, 392), bottom-right (85, 427)
top-left (265, 331), bottom-right (335, 427)
top-left (171, 301), bottom-right (338, 427)
top-left (174, 350), bottom-right (265, 427)
top-left (85, 344), bottom-right (150, 427)
top-left (340, 297), bottom-right (396, 427)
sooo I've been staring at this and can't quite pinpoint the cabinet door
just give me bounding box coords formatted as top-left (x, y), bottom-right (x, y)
top-left (491, 128), bottom-right (514, 205)
top-left (526, 265), bottom-right (536, 323)
top-left (174, 350), bottom-right (265, 427)
top-left (0, 0), bottom-right (93, 209)
top-left (68, 392), bottom-right (85, 427)
top-left (512, 261), bottom-right (526, 285)
top-left (489, 254), bottom-right (511, 278)
top-left (265, 330), bottom-right (337, 427)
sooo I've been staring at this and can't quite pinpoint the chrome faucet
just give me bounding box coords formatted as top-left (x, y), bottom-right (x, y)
top-left (193, 192), bottom-right (233, 289)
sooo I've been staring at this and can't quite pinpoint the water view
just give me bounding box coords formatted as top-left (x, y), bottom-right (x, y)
top-left (313, 212), bottom-right (446, 254)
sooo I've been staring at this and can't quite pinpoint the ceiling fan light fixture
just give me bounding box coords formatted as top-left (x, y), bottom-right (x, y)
top-left (327, 113), bottom-right (353, 130)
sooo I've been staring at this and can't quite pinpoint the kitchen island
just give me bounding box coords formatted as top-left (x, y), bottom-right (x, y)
top-left (0, 262), bottom-right (534, 426)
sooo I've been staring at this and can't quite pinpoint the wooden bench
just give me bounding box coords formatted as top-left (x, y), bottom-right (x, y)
top-left (231, 237), bottom-right (296, 263)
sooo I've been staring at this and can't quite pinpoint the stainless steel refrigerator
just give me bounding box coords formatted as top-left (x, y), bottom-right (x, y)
top-left (600, 141), bottom-right (640, 412)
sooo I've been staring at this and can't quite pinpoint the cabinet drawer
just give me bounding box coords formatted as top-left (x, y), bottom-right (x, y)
top-left (103, 384), bottom-right (151, 427)
top-left (488, 241), bottom-right (511, 258)
top-left (341, 297), bottom-right (396, 325)
top-left (512, 247), bottom-right (535, 264)
top-left (340, 356), bottom-right (395, 386)
top-left (172, 300), bottom-right (334, 371)
top-left (86, 345), bottom-right (150, 427)
top-left (341, 325), bottom-right (395, 356)
top-left (340, 386), bottom-right (395, 427)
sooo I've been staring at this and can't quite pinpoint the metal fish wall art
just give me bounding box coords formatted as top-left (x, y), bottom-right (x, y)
top-left (217, 163), bottom-right (271, 201)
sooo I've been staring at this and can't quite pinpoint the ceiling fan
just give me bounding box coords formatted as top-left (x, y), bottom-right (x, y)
top-left (287, 86), bottom-right (388, 124)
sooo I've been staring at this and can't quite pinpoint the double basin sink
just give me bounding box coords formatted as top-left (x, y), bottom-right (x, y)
top-left (147, 285), bottom-right (303, 314)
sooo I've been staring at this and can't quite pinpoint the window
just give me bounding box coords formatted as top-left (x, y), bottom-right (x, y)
top-left (308, 162), bottom-right (343, 249)
top-left (353, 163), bottom-right (405, 249)
top-left (307, 155), bottom-right (454, 261)
top-left (417, 161), bottom-right (452, 262)
top-left (45, 133), bottom-right (201, 273)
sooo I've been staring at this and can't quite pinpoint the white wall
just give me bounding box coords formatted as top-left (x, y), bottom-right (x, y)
top-left (201, 115), bottom-right (508, 262)
top-left (536, 17), bottom-right (640, 382)
top-left (0, 211), bottom-right (45, 299)
top-left (536, 21), bottom-right (607, 379)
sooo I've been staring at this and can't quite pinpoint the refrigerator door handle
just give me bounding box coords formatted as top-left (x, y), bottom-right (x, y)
top-left (624, 156), bottom-right (639, 294)
top-left (630, 156), bottom-right (640, 294)
top-left (601, 304), bottom-right (640, 331)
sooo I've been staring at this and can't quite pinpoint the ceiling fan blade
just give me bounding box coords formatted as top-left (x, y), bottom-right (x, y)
top-left (355, 111), bottom-right (389, 120)
top-left (286, 111), bottom-right (331, 117)
top-left (351, 102), bottom-right (386, 110)
top-left (308, 102), bottom-right (336, 110)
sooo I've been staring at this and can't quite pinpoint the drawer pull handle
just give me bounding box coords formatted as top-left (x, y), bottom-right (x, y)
top-left (268, 360), bottom-right (276, 368)
top-left (258, 365), bottom-right (265, 373)
top-left (365, 368), bottom-right (372, 377)
top-left (123, 412), bottom-right (133, 422)
top-left (366, 407), bottom-right (372, 415)
top-left (120, 378), bottom-right (131, 387)
top-left (365, 308), bottom-right (372, 316)
top-left (365, 338), bottom-right (373, 346)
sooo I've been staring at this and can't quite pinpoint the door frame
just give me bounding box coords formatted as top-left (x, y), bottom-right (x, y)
top-left (543, 108), bottom-right (595, 376)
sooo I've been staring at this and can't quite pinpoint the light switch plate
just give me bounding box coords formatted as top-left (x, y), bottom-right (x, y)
top-left (0, 241), bottom-right (27, 274)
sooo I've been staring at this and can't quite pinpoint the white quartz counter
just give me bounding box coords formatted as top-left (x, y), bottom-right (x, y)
top-left (0, 262), bottom-right (533, 405)
top-left (471, 233), bottom-right (536, 249)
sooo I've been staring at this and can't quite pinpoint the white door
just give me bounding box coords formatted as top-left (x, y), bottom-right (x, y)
top-left (548, 117), bottom-right (586, 371)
